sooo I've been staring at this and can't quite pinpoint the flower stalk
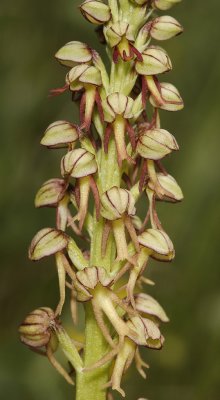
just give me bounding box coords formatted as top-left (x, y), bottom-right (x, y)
top-left (19, 0), bottom-right (184, 399)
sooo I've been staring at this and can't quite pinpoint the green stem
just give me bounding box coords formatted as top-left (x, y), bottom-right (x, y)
top-left (76, 138), bottom-right (120, 400)
top-left (76, 304), bottom-right (110, 400)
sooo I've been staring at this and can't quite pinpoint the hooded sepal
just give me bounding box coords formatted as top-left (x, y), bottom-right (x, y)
top-left (147, 16), bottom-right (183, 41)
top-left (41, 121), bottom-right (80, 149)
top-left (35, 179), bottom-right (68, 208)
top-left (138, 228), bottom-right (175, 261)
top-left (55, 41), bottom-right (93, 67)
top-left (80, 0), bottom-right (111, 25)
top-left (149, 81), bottom-right (184, 111)
top-left (135, 46), bottom-right (172, 76)
top-left (148, 172), bottom-right (184, 202)
top-left (28, 228), bottom-right (69, 261)
top-left (135, 293), bottom-right (169, 322)
top-left (137, 127), bottom-right (178, 160)
top-left (61, 148), bottom-right (97, 178)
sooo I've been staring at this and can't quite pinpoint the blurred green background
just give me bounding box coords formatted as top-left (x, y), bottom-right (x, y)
top-left (1, 0), bottom-right (220, 399)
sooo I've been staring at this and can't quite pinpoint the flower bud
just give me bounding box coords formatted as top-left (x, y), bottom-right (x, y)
top-left (153, 0), bottom-right (182, 11)
top-left (135, 293), bottom-right (169, 322)
top-left (101, 187), bottom-right (136, 220)
top-left (149, 16), bottom-right (183, 41)
top-left (150, 82), bottom-right (184, 111)
top-left (55, 41), bottom-right (93, 67)
top-left (148, 173), bottom-right (183, 202)
top-left (61, 148), bottom-right (97, 178)
top-left (137, 128), bottom-right (178, 160)
top-left (138, 228), bottom-right (175, 261)
top-left (66, 65), bottom-right (102, 90)
top-left (29, 228), bottom-right (68, 261)
top-left (41, 121), bottom-right (80, 149)
top-left (80, 0), bottom-right (111, 25)
top-left (135, 46), bottom-right (172, 76)
top-left (19, 308), bottom-right (57, 348)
